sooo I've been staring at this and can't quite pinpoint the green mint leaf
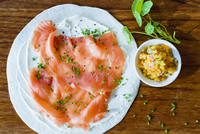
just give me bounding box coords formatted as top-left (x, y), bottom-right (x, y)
top-left (122, 26), bottom-right (132, 45)
top-left (153, 22), bottom-right (159, 27)
top-left (154, 26), bottom-right (167, 36)
top-left (145, 23), bottom-right (154, 35)
top-left (132, 0), bottom-right (144, 27)
top-left (132, 0), bottom-right (144, 14)
top-left (135, 11), bottom-right (143, 27)
top-left (141, 1), bottom-right (153, 16)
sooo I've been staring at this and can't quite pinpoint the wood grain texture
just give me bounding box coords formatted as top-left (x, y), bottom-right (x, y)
top-left (1, 0), bottom-right (200, 133)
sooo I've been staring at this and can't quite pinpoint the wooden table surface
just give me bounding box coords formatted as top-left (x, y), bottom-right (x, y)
top-left (1, 0), bottom-right (200, 133)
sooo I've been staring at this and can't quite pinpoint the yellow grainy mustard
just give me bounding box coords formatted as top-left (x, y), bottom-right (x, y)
top-left (138, 44), bottom-right (178, 82)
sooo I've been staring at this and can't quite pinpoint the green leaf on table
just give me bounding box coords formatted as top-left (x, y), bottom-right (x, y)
top-left (154, 26), bottom-right (167, 36)
top-left (122, 26), bottom-right (132, 45)
top-left (145, 23), bottom-right (154, 35)
top-left (135, 11), bottom-right (143, 27)
top-left (132, 0), bottom-right (144, 14)
top-left (141, 1), bottom-right (153, 16)
top-left (153, 22), bottom-right (159, 27)
top-left (132, 0), bottom-right (144, 27)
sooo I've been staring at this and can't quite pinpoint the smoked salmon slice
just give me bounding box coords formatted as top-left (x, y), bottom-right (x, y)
top-left (29, 20), bottom-right (125, 130)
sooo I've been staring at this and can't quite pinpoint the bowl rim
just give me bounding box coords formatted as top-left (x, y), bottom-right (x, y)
top-left (133, 39), bottom-right (182, 87)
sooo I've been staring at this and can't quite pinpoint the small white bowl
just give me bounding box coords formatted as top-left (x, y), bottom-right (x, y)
top-left (134, 39), bottom-right (182, 87)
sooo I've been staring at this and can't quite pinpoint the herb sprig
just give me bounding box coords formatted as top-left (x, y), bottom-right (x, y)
top-left (123, 0), bottom-right (180, 44)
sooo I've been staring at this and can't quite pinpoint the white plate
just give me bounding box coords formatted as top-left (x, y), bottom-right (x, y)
top-left (7, 4), bottom-right (140, 134)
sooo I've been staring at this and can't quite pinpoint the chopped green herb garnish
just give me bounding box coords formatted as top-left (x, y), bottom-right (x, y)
top-left (147, 122), bottom-right (150, 125)
top-left (133, 115), bottom-right (136, 117)
top-left (65, 72), bottom-right (69, 75)
top-left (101, 42), bottom-right (104, 45)
top-left (115, 95), bottom-right (117, 97)
top-left (67, 82), bottom-right (71, 84)
top-left (172, 112), bottom-right (175, 115)
top-left (85, 103), bottom-right (88, 106)
top-left (115, 67), bottom-right (119, 69)
top-left (152, 108), bottom-right (156, 112)
top-left (140, 94), bottom-right (143, 98)
top-left (196, 120), bottom-right (199, 123)
top-left (32, 57), bottom-right (35, 61)
top-left (37, 62), bottom-right (45, 69)
top-left (62, 107), bottom-right (65, 113)
top-left (81, 29), bottom-right (91, 37)
top-left (161, 124), bottom-right (165, 127)
top-left (147, 115), bottom-right (151, 120)
top-left (171, 107), bottom-right (176, 111)
top-left (165, 129), bottom-right (168, 133)
top-left (171, 103), bottom-right (176, 107)
top-left (66, 57), bottom-right (72, 63)
top-left (41, 85), bottom-right (43, 87)
top-left (100, 90), bottom-right (103, 93)
top-left (185, 122), bottom-right (188, 125)
top-left (112, 43), bottom-right (115, 46)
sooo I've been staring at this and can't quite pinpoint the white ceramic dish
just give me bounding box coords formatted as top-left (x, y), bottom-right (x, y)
top-left (7, 4), bottom-right (140, 134)
top-left (134, 39), bottom-right (182, 87)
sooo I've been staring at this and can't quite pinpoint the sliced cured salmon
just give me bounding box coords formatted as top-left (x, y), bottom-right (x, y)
top-left (29, 20), bottom-right (125, 130)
